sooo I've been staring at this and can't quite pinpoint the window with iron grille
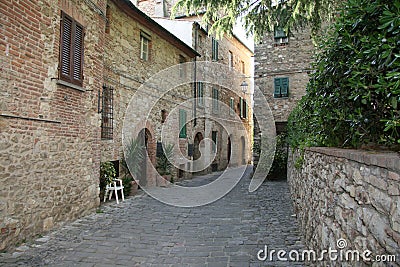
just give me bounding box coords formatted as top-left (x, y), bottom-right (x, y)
top-left (212, 37), bottom-right (219, 61)
top-left (274, 77), bottom-right (289, 98)
top-left (59, 12), bottom-right (84, 86)
top-left (101, 85), bottom-right (114, 140)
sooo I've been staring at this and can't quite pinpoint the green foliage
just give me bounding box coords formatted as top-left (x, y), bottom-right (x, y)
top-left (288, 0), bottom-right (400, 151)
top-left (124, 137), bottom-right (146, 180)
top-left (172, 0), bottom-right (340, 40)
top-left (99, 162), bottom-right (116, 192)
top-left (268, 133), bottom-right (288, 179)
top-left (156, 144), bottom-right (175, 176)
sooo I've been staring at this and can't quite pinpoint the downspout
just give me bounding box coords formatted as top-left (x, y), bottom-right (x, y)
top-left (193, 23), bottom-right (198, 126)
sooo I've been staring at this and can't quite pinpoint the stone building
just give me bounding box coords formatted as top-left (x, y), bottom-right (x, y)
top-left (254, 28), bottom-right (314, 133)
top-left (253, 28), bottom-right (314, 169)
top-left (101, 0), bottom-right (199, 184)
top-left (0, 0), bottom-right (107, 250)
top-left (0, 0), bottom-right (197, 250)
top-left (137, 0), bottom-right (254, 172)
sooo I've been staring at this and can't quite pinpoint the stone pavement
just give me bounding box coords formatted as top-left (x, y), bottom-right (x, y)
top-left (0, 166), bottom-right (305, 266)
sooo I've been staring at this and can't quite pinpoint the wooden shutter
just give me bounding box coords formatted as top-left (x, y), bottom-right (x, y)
top-left (274, 78), bottom-right (282, 97)
top-left (243, 99), bottom-right (247, 119)
top-left (60, 13), bottom-right (72, 80)
top-left (60, 12), bottom-right (84, 86)
top-left (229, 98), bottom-right (234, 115)
top-left (239, 97), bottom-right (243, 117)
top-left (179, 109), bottom-right (187, 138)
top-left (281, 77), bottom-right (289, 97)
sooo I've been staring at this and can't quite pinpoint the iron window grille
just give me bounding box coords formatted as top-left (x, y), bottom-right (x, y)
top-left (212, 37), bottom-right (219, 61)
top-left (101, 85), bottom-right (114, 140)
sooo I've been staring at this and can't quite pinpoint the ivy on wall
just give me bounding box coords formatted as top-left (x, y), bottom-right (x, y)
top-left (288, 0), bottom-right (400, 151)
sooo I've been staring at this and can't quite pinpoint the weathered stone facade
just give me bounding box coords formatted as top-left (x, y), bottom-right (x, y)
top-left (288, 148), bottom-right (400, 266)
top-left (101, 0), bottom-right (198, 182)
top-left (0, 0), bottom-right (106, 250)
top-left (254, 27), bottom-right (313, 123)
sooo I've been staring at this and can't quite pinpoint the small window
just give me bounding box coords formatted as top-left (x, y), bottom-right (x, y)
top-left (241, 60), bottom-right (245, 74)
top-left (140, 33), bottom-right (150, 61)
top-left (229, 97), bottom-right (234, 115)
top-left (161, 109), bottom-right (167, 123)
top-left (211, 131), bottom-right (217, 153)
top-left (229, 51), bottom-right (233, 69)
top-left (59, 12), bottom-right (84, 86)
top-left (101, 85), bottom-right (114, 140)
top-left (274, 27), bottom-right (288, 46)
top-left (212, 87), bottom-right (219, 113)
top-left (179, 109), bottom-right (187, 138)
top-left (105, 5), bottom-right (110, 34)
top-left (197, 82), bottom-right (204, 106)
top-left (274, 77), bottom-right (289, 98)
top-left (179, 55), bottom-right (186, 78)
top-left (212, 37), bottom-right (219, 61)
top-left (239, 97), bottom-right (247, 119)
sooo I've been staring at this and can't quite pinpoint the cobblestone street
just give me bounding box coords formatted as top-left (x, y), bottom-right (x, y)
top-left (0, 166), bottom-right (305, 266)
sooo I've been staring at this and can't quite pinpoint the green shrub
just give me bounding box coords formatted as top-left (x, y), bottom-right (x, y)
top-left (288, 0), bottom-right (400, 151)
top-left (99, 161), bottom-right (116, 193)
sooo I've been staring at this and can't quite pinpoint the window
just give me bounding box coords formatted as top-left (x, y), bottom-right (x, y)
top-left (239, 97), bottom-right (247, 119)
top-left (212, 87), bottom-right (219, 113)
top-left (59, 12), bottom-right (84, 86)
top-left (197, 82), bottom-right (204, 106)
top-left (229, 97), bottom-right (234, 115)
top-left (179, 109), bottom-right (187, 138)
top-left (101, 85), bottom-right (113, 140)
top-left (229, 51), bottom-right (233, 69)
top-left (241, 60), bottom-right (245, 74)
top-left (211, 131), bottom-right (217, 153)
top-left (179, 55), bottom-right (186, 78)
top-left (105, 5), bottom-right (110, 34)
top-left (140, 32), bottom-right (150, 61)
top-left (274, 27), bottom-right (288, 46)
top-left (274, 77), bottom-right (289, 98)
top-left (161, 109), bottom-right (167, 123)
top-left (212, 37), bottom-right (218, 61)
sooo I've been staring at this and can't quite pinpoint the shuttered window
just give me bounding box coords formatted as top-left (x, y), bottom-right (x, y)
top-left (197, 82), bottom-right (204, 106)
top-left (229, 97), bottom-right (234, 115)
top-left (212, 87), bottom-right (219, 113)
top-left (179, 109), bottom-right (187, 138)
top-left (274, 77), bottom-right (289, 98)
top-left (59, 12), bottom-right (84, 86)
top-left (212, 37), bottom-right (218, 61)
top-left (239, 97), bottom-right (248, 119)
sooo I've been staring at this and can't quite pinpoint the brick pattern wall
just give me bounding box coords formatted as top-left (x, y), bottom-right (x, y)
top-left (0, 0), bottom-right (106, 251)
top-left (288, 148), bottom-right (400, 265)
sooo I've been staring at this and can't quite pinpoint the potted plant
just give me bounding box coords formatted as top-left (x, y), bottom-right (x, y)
top-left (122, 137), bottom-right (145, 195)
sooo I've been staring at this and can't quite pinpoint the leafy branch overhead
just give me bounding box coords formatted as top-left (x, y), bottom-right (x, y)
top-left (172, 0), bottom-right (339, 40)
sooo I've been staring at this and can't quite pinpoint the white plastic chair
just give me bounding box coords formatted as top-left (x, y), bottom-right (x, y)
top-left (103, 179), bottom-right (125, 204)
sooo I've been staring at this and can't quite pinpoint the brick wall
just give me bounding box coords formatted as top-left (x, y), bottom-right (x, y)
top-left (0, 0), bottom-right (106, 250)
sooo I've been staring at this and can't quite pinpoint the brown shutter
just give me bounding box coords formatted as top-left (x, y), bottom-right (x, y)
top-left (60, 13), bottom-right (72, 80)
top-left (73, 24), bottom-right (84, 85)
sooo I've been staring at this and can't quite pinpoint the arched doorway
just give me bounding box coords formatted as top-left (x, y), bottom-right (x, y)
top-left (137, 128), bottom-right (155, 187)
top-left (193, 132), bottom-right (203, 174)
top-left (240, 136), bottom-right (246, 165)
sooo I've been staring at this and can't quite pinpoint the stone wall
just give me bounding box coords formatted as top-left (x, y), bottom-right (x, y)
top-left (254, 27), bottom-right (313, 123)
top-left (288, 147), bottom-right (400, 265)
top-left (0, 0), bottom-right (106, 250)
